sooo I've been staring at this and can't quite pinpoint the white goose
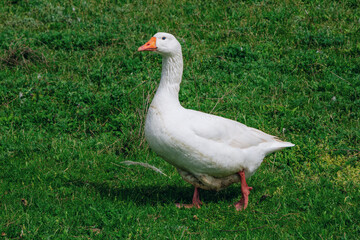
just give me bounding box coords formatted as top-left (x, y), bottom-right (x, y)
top-left (138, 32), bottom-right (294, 210)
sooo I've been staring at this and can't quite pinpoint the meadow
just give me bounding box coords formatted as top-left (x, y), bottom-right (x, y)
top-left (0, 0), bottom-right (359, 239)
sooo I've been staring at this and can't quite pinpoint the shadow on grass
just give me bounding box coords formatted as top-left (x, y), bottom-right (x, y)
top-left (68, 179), bottom-right (254, 206)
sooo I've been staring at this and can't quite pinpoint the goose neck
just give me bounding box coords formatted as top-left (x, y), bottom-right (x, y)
top-left (154, 53), bottom-right (183, 105)
top-left (161, 53), bottom-right (183, 85)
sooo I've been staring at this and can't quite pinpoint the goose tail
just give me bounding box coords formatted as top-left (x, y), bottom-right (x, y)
top-left (264, 141), bottom-right (295, 155)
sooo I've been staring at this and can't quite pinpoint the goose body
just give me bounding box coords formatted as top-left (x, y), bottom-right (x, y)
top-left (138, 32), bottom-right (294, 210)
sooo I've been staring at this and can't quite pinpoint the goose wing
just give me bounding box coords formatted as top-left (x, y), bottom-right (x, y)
top-left (185, 109), bottom-right (294, 153)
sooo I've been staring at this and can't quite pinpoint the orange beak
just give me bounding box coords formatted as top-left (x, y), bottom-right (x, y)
top-left (138, 37), bottom-right (157, 51)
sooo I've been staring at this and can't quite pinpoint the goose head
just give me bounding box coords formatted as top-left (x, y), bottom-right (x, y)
top-left (138, 32), bottom-right (181, 57)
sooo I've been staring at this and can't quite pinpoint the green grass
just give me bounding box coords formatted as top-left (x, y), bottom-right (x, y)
top-left (1, 0), bottom-right (359, 238)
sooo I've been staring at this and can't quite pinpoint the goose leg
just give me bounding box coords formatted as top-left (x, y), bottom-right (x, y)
top-left (234, 170), bottom-right (253, 211)
top-left (176, 187), bottom-right (203, 209)
top-left (192, 187), bottom-right (203, 208)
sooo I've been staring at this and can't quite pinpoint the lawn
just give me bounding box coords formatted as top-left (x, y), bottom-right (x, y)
top-left (0, 0), bottom-right (359, 239)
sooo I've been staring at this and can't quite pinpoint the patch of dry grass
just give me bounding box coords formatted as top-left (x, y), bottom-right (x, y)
top-left (0, 39), bottom-right (48, 69)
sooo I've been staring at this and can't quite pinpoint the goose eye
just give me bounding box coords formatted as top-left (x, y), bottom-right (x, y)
top-left (162, 37), bottom-right (166, 40)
